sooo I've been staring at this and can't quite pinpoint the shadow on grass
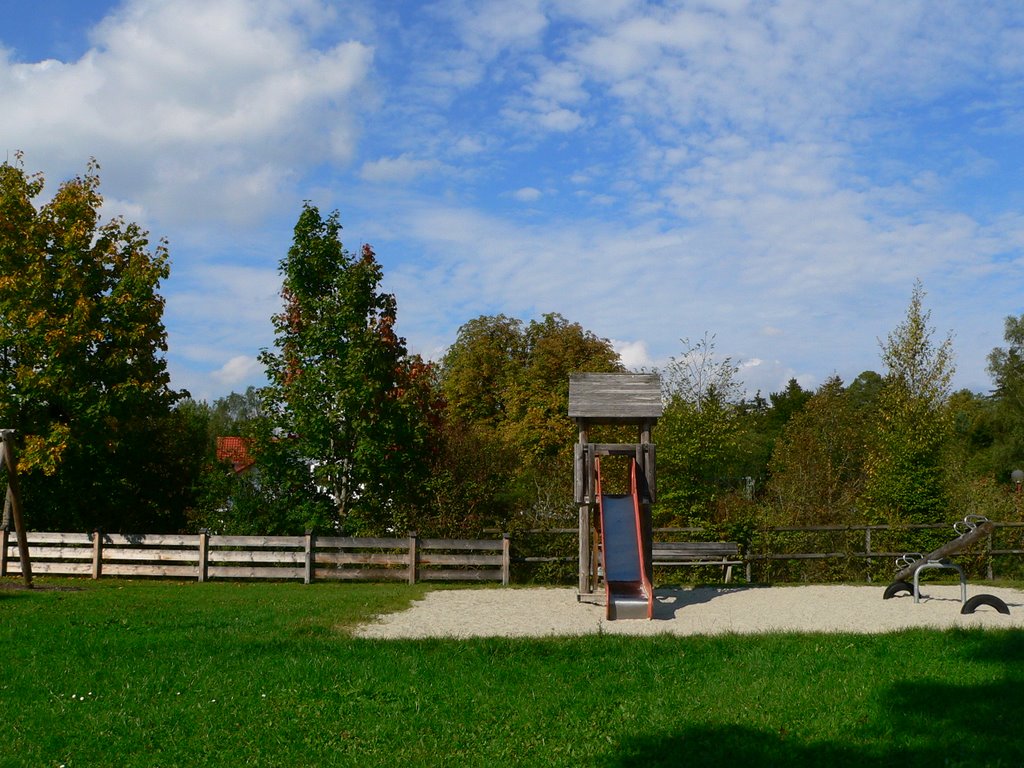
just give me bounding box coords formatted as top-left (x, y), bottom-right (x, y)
top-left (602, 725), bottom-right (861, 768)
top-left (601, 630), bottom-right (1024, 768)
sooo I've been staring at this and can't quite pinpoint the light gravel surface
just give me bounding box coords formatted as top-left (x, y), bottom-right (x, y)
top-left (353, 585), bottom-right (1024, 639)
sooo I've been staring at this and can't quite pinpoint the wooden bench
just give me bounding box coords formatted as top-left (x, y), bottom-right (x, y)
top-left (651, 541), bottom-right (742, 583)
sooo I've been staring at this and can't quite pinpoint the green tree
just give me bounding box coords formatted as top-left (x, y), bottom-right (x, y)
top-left (985, 315), bottom-right (1024, 478)
top-left (864, 282), bottom-right (955, 523)
top-left (733, 378), bottom-right (813, 493)
top-left (766, 376), bottom-right (871, 526)
top-left (656, 334), bottom-right (744, 524)
top-left (259, 204), bottom-right (430, 533)
top-left (0, 156), bottom-right (187, 532)
top-left (176, 391), bottom-right (331, 536)
top-left (441, 314), bottom-right (525, 427)
top-left (438, 312), bottom-right (621, 526)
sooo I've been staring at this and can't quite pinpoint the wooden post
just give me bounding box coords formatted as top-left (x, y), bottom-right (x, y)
top-left (0, 526), bottom-right (8, 576)
top-left (501, 533), bottom-right (511, 586)
top-left (91, 529), bottom-right (103, 580)
top-left (865, 527), bottom-right (872, 584)
top-left (408, 531), bottom-right (418, 585)
top-left (987, 529), bottom-right (994, 581)
top-left (304, 530), bottom-right (316, 584)
top-left (577, 423), bottom-right (591, 596)
top-left (198, 529), bottom-right (209, 583)
top-left (1, 430), bottom-right (32, 587)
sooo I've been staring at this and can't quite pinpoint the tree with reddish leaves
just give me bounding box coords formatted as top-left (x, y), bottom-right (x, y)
top-left (260, 204), bottom-right (434, 533)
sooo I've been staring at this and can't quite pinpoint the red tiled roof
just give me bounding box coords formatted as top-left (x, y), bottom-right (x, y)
top-left (216, 436), bottom-right (255, 473)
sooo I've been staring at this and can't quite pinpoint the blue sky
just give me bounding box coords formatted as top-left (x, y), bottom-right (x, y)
top-left (2, 0), bottom-right (1023, 402)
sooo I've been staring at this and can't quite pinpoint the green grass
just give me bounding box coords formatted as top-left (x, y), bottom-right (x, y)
top-left (3, 579), bottom-right (1024, 767)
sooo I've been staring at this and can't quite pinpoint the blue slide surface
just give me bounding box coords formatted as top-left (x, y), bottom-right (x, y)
top-left (597, 459), bottom-right (653, 620)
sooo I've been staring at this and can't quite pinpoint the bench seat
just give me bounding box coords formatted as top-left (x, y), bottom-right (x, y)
top-left (651, 541), bottom-right (742, 583)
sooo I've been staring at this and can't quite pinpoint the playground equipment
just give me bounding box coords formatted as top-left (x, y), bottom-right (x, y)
top-left (0, 429), bottom-right (32, 587)
top-left (883, 515), bottom-right (1008, 615)
top-left (595, 455), bottom-right (653, 619)
top-left (568, 373), bottom-right (661, 620)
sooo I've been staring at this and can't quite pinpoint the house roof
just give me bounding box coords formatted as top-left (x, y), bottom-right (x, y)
top-left (216, 436), bottom-right (255, 473)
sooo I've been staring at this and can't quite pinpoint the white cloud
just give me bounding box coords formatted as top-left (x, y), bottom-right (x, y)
top-left (536, 107), bottom-right (584, 131)
top-left (6, 0), bottom-right (1024, 402)
top-left (213, 355), bottom-right (264, 387)
top-left (527, 64), bottom-right (587, 105)
top-left (0, 0), bottom-right (374, 227)
top-left (360, 154), bottom-right (442, 183)
top-left (448, 0), bottom-right (548, 52)
top-left (611, 339), bottom-right (653, 369)
top-left (513, 186), bottom-right (542, 202)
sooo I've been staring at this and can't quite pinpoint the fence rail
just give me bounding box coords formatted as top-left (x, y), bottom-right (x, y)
top-left (501, 523), bottom-right (1024, 583)
top-left (4, 522), bottom-right (1024, 586)
top-left (0, 530), bottom-right (511, 585)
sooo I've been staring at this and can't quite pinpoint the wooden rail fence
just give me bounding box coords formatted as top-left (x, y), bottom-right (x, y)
top-left (6, 523), bottom-right (1024, 585)
top-left (503, 523), bottom-right (1024, 583)
top-left (0, 530), bottom-right (511, 585)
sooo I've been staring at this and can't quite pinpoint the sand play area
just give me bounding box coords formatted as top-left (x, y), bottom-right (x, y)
top-left (354, 584), bottom-right (1024, 639)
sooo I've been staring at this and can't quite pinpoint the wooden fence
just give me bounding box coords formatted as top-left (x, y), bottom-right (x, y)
top-left (743, 522), bottom-right (1024, 582)
top-left (0, 530), bottom-right (510, 585)
top-left (5, 523), bottom-right (1024, 586)
top-left (503, 523), bottom-right (1024, 584)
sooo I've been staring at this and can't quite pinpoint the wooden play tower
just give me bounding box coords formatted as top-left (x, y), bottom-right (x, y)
top-left (568, 372), bottom-right (662, 599)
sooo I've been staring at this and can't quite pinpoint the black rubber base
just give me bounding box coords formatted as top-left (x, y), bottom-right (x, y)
top-left (883, 580), bottom-right (914, 600)
top-left (961, 594), bottom-right (1010, 615)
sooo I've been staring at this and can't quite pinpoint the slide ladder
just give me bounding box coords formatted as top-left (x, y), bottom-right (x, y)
top-left (596, 457), bottom-right (653, 620)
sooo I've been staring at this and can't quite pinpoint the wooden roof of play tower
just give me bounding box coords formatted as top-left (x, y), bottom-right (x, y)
top-left (568, 373), bottom-right (662, 425)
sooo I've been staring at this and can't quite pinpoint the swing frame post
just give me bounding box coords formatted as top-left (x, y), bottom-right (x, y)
top-left (1, 429), bottom-right (32, 587)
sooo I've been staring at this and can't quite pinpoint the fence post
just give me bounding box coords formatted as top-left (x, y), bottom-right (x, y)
top-left (501, 533), bottom-right (510, 586)
top-left (0, 526), bottom-right (7, 576)
top-left (304, 530), bottom-right (316, 585)
top-left (198, 529), bottom-right (209, 583)
top-left (987, 528), bottom-right (994, 580)
top-left (865, 527), bottom-right (872, 584)
top-left (408, 531), bottom-right (418, 585)
top-left (91, 529), bottom-right (103, 580)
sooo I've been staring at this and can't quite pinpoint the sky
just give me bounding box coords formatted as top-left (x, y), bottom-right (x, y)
top-left (1, 0), bottom-right (1023, 403)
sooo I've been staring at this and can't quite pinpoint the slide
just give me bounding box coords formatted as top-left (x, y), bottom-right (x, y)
top-left (596, 458), bottom-right (653, 620)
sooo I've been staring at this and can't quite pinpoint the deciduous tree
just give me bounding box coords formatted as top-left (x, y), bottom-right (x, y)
top-left (438, 313), bottom-right (621, 525)
top-left (766, 376), bottom-right (870, 525)
top-left (0, 155), bottom-right (186, 531)
top-left (985, 315), bottom-right (1024, 478)
top-left (259, 204), bottom-right (431, 533)
top-left (657, 334), bottom-right (744, 524)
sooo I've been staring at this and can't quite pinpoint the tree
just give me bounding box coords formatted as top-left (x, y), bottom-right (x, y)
top-left (864, 282), bottom-right (955, 523)
top-left (438, 312), bottom-right (621, 525)
top-left (656, 334), bottom-right (744, 524)
top-left (766, 376), bottom-right (870, 526)
top-left (176, 390), bottom-right (333, 536)
top-left (985, 315), bottom-right (1024, 478)
top-left (440, 314), bottom-right (525, 428)
top-left (259, 204), bottom-right (430, 533)
top-left (733, 378), bottom-right (813, 493)
top-left (0, 155), bottom-right (188, 532)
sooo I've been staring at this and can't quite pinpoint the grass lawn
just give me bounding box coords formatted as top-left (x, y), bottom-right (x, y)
top-left (2, 578), bottom-right (1023, 767)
